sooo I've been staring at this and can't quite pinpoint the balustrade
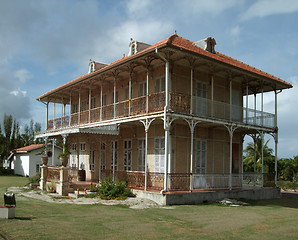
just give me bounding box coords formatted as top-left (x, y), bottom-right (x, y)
top-left (47, 91), bottom-right (275, 130)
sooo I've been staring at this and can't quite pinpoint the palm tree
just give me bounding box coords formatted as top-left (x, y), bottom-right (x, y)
top-left (243, 137), bottom-right (273, 173)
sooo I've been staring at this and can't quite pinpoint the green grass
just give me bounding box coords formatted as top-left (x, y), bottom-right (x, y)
top-left (0, 176), bottom-right (298, 240)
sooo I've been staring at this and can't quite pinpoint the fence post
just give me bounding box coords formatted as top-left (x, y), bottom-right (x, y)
top-left (56, 167), bottom-right (70, 196)
top-left (39, 165), bottom-right (48, 191)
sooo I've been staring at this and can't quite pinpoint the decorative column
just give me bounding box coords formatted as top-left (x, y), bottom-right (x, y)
top-left (89, 87), bottom-right (91, 123)
top-left (69, 91), bottom-right (72, 127)
top-left (211, 73), bottom-right (214, 118)
top-left (261, 131), bottom-right (264, 186)
top-left (186, 119), bottom-right (200, 191)
top-left (78, 88), bottom-right (81, 124)
top-left (140, 118), bottom-right (155, 190)
top-left (190, 67), bottom-right (193, 115)
top-left (246, 81), bottom-right (249, 124)
top-left (274, 89), bottom-right (278, 186)
top-left (224, 124), bottom-right (238, 190)
top-left (46, 101), bottom-right (49, 130)
top-left (100, 85), bottom-right (103, 121)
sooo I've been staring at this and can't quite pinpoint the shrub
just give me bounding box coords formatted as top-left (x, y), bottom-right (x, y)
top-left (98, 176), bottom-right (135, 200)
top-left (28, 173), bottom-right (41, 184)
top-left (278, 181), bottom-right (298, 191)
top-left (0, 167), bottom-right (14, 175)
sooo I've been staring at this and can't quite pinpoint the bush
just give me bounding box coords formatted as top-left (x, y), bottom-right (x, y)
top-left (278, 181), bottom-right (298, 191)
top-left (98, 176), bottom-right (135, 200)
top-left (28, 173), bottom-right (41, 184)
top-left (0, 167), bottom-right (14, 175)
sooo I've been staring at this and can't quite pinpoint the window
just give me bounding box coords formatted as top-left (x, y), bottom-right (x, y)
top-left (138, 139), bottom-right (145, 171)
top-left (89, 143), bottom-right (95, 171)
top-left (80, 143), bottom-right (86, 152)
top-left (194, 81), bottom-right (207, 116)
top-left (123, 140), bottom-right (132, 171)
top-left (138, 82), bottom-right (147, 97)
top-left (91, 97), bottom-right (97, 109)
top-left (81, 100), bottom-right (87, 112)
top-left (71, 143), bottom-right (77, 168)
top-left (100, 142), bottom-right (106, 171)
top-left (72, 143), bottom-right (77, 151)
top-left (154, 138), bottom-right (165, 173)
top-left (36, 164), bottom-right (40, 173)
top-left (155, 76), bottom-right (165, 93)
top-left (194, 139), bottom-right (207, 174)
top-left (111, 141), bottom-right (118, 171)
top-left (72, 103), bottom-right (78, 113)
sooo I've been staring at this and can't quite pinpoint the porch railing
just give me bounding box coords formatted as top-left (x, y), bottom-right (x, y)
top-left (47, 91), bottom-right (275, 130)
top-left (99, 171), bottom-right (265, 191)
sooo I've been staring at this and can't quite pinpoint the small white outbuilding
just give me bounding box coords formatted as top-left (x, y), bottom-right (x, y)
top-left (10, 144), bottom-right (62, 177)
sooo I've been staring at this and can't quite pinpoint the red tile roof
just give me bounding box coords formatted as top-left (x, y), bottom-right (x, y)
top-left (37, 34), bottom-right (292, 101)
top-left (13, 144), bottom-right (43, 152)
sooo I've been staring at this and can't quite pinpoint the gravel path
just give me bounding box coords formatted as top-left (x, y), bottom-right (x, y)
top-left (7, 187), bottom-right (170, 209)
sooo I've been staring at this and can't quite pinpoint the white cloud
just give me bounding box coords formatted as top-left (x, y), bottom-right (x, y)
top-left (14, 69), bottom-right (32, 83)
top-left (174, 0), bottom-right (242, 16)
top-left (241, 0), bottom-right (298, 21)
top-left (10, 89), bottom-right (27, 97)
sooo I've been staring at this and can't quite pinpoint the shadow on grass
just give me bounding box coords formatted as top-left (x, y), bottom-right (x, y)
top-left (14, 217), bottom-right (34, 221)
top-left (245, 196), bottom-right (298, 209)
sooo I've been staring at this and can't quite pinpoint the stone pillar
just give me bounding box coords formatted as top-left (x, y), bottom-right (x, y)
top-left (56, 167), bottom-right (70, 196)
top-left (39, 165), bottom-right (48, 191)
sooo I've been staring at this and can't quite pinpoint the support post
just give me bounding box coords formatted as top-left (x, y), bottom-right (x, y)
top-left (69, 92), bottom-right (72, 127)
top-left (274, 90), bottom-right (278, 186)
top-left (261, 83), bottom-right (264, 126)
top-left (54, 102), bottom-right (56, 129)
top-left (113, 76), bottom-right (116, 119)
top-left (78, 89), bottom-right (81, 124)
top-left (140, 118), bottom-right (155, 191)
top-left (190, 67), bottom-right (193, 115)
top-left (100, 85), bottom-right (103, 121)
top-left (254, 93), bottom-right (257, 125)
top-left (46, 102), bottom-right (49, 130)
top-left (229, 79), bottom-right (232, 121)
top-left (146, 69), bottom-right (149, 113)
top-left (211, 73), bottom-right (214, 117)
top-left (261, 131), bottom-right (264, 187)
top-left (129, 73), bottom-right (132, 115)
top-left (246, 82), bottom-right (249, 124)
top-left (89, 87), bottom-right (91, 123)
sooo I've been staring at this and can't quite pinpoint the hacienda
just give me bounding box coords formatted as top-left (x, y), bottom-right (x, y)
top-left (36, 33), bottom-right (292, 205)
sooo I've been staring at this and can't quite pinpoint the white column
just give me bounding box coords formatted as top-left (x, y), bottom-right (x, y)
top-left (274, 90), bottom-right (278, 186)
top-left (246, 82), bottom-right (249, 124)
top-left (190, 122), bottom-right (194, 191)
top-left (164, 125), bottom-right (169, 192)
top-left (261, 132), bottom-right (264, 186)
top-left (145, 127), bottom-right (148, 190)
top-left (165, 61), bottom-right (169, 108)
top-left (46, 102), bottom-right (49, 129)
top-left (261, 84), bottom-right (264, 126)
top-left (129, 74), bottom-right (132, 116)
top-left (254, 93), bottom-right (257, 125)
top-left (52, 139), bottom-right (55, 166)
top-left (229, 130), bottom-right (233, 190)
top-left (100, 86), bottom-right (103, 121)
top-left (89, 87), bottom-right (91, 123)
top-left (78, 89), bottom-right (81, 124)
top-left (69, 92), bottom-right (72, 127)
top-left (229, 79), bottom-right (232, 120)
top-left (146, 69), bottom-right (149, 113)
top-left (211, 73), bottom-right (214, 117)
top-left (54, 102), bottom-right (56, 129)
top-left (114, 77), bottom-right (116, 119)
top-left (190, 67), bottom-right (193, 114)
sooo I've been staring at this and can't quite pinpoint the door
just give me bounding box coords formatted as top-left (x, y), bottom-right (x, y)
top-left (194, 81), bottom-right (207, 116)
top-left (154, 138), bottom-right (165, 173)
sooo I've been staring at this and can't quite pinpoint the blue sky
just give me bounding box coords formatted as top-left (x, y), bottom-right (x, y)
top-left (0, 0), bottom-right (298, 158)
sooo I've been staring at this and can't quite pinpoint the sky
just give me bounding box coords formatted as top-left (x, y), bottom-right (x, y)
top-left (0, 0), bottom-right (298, 158)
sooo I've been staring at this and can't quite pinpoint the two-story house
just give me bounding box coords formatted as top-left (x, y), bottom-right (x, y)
top-left (37, 33), bottom-right (292, 204)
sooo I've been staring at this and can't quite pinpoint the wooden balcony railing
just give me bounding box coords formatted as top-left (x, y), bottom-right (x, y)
top-left (47, 91), bottom-right (275, 130)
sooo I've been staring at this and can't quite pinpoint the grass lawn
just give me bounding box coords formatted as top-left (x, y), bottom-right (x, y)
top-left (0, 176), bottom-right (297, 240)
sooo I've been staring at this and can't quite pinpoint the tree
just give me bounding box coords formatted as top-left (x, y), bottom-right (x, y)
top-left (243, 137), bottom-right (274, 173)
top-left (278, 157), bottom-right (298, 182)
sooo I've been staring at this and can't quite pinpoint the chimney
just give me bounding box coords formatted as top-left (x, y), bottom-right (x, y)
top-left (194, 37), bottom-right (216, 54)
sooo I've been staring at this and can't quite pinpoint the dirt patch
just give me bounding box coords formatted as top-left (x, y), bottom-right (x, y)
top-left (8, 187), bottom-right (162, 209)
